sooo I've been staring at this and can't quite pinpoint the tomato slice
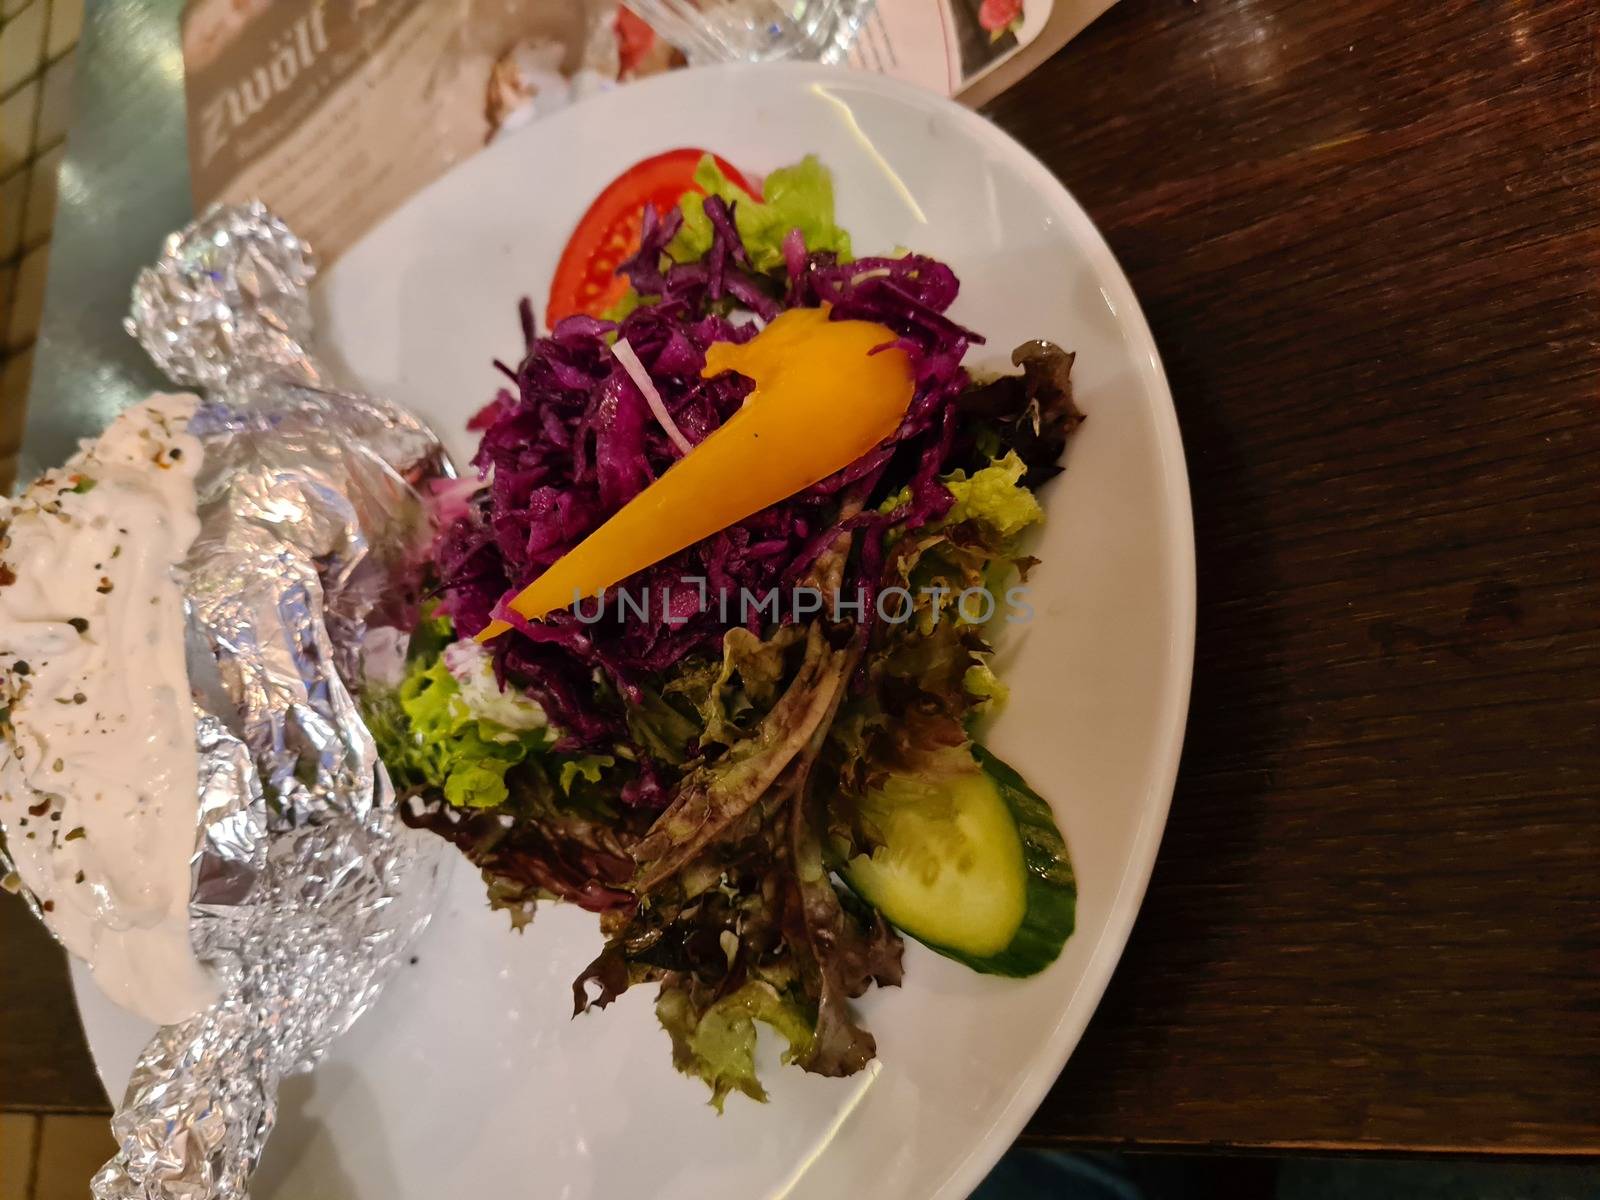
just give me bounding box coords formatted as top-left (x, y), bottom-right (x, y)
top-left (546, 148), bottom-right (757, 325)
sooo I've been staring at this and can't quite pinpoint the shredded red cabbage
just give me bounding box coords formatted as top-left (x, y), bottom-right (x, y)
top-left (433, 196), bottom-right (982, 755)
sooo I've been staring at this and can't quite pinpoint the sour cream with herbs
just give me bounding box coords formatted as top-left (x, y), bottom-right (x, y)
top-left (0, 394), bottom-right (214, 1025)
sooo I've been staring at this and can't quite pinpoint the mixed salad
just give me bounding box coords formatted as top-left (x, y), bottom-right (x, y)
top-left (367, 150), bottom-right (1084, 1107)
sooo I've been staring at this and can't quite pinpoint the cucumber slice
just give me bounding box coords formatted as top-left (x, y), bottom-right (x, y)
top-left (845, 749), bottom-right (1028, 958)
top-left (843, 744), bottom-right (1075, 977)
top-left (967, 745), bottom-right (1077, 976)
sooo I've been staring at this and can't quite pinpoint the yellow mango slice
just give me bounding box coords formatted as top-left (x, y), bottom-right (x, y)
top-left (478, 308), bottom-right (912, 639)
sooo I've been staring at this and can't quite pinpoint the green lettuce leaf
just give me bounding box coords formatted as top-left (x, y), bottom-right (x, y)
top-left (962, 660), bottom-right (1010, 710)
top-left (669, 154), bottom-right (852, 274)
top-left (668, 625), bottom-right (804, 749)
top-left (601, 288), bottom-right (651, 323)
top-left (941, 451), bottom-right (1043, 541)
top-left (361, 687), bottom-right (425, 788)
top-left (656, 980), bottom-right (815, 1110)
top-left (624, 682), bottom-right (701, 767)
top-left (406, 606), bottom-right (455, 668)
top-left (441, 755), bottom-right (519, 809)
top-left (366, 651), bottom-right (551, 810)
top-left (880, 451), bottom-right (1043, 543)
top-left (558, 754), bottom-right (616, 794)
top-left (873, 451), bottom-right (1045, 646)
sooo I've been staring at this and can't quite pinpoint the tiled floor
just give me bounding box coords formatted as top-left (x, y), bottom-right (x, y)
top-left (0, 0), bottom-right (79, 492)
top-left (0, 1114), bottom-right (115, 1200)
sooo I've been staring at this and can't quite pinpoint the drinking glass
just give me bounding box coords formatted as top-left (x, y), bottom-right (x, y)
top-left (623, 0), bottom-right (876, 64)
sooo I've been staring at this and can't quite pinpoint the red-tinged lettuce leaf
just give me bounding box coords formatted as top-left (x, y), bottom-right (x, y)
top-left (572, 943), bottom-right (631, 1013)
top-left (784, 757), bottom-right (904, 1077)
top-left (631, 623), bottom-right (854, 893)
top-left (571, 822), bottom-right (798, 1015)
top-left (954, 340), bottom-right (1083, 483)
top-left (399, 770), bottom-right (641, 923)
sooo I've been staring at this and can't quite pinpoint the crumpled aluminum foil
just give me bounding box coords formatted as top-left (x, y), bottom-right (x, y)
top-left (79, 202), bottom-right (450, 1199)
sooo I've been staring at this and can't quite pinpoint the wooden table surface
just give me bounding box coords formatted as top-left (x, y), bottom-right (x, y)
top-left (4, 0), bottom-right (1597, 1159)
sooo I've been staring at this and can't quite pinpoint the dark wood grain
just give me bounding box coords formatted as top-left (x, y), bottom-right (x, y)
top-left (0, 889), bottom-right (102, 1112)
top-left (984, 0), bottom-right (1600, 1156)
top-left (5, 0), bottom-right (1597, 1159)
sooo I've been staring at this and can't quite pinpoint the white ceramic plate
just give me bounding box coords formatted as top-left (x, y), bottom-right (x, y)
top-left (75, 63), bottom-right (1193, 1200)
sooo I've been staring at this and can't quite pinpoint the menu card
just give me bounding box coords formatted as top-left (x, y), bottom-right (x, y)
top-left (180, 0), bottom-right (1117, 264)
